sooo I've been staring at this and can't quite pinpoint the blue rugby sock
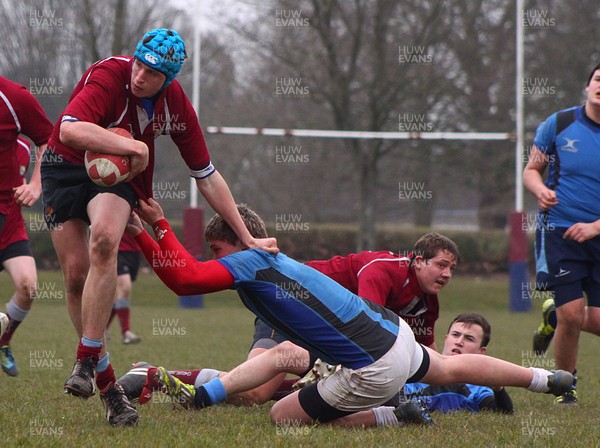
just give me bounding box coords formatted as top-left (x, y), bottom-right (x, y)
top-left (194, 378), bottom-right (227, 409)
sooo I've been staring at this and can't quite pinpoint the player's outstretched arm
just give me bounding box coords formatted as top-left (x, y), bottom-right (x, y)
top-left (134, 200), bottom-right (234, 296)
top-left (195, 173), bottom-right (279, 253)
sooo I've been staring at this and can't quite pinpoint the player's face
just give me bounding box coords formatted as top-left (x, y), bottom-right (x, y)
top-left (442, 322), bottom-right (486, 356)
top-left (208, 240), bottom-right (244, 259)
top-left (413, 249), bottom-right (457, 294)
top-left (586, 70), bottom-right (600, 108)
top-left (131, 59), bottom-right (167, 98)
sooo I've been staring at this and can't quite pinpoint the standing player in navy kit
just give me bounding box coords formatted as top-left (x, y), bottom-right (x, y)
top-left (127, 198), bottom-right (573, 427)
top-left (525, 62), bottom-right (600, 406)
top-left (0, 76), bottom-right (53, 377)
top-left (41, 28), bottom-right (277, 426)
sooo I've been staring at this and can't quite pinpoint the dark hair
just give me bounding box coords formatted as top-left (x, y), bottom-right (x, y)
top-left (204, 204), bottom-right (268, 245)
top-left (587, 62), bottom-right (600, 86)
top-left (447, 312), bottom-right (491, 347)
top-left (412, 232), bottom-right (459, 262)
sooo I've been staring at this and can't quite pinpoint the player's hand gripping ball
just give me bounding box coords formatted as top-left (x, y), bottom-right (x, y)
top-left (84, 127), bottom-right (132, 187)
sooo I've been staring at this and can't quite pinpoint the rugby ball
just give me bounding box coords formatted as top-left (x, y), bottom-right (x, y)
top-left (84, 127), bottom-right (132, 187)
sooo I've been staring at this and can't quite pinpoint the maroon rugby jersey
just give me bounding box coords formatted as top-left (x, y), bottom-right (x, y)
top-left (306, 251), bottom-right (439, 346)
top-left (0, 76), bottom-right (52, 213)
top-left (0, 137), bottom-right (34, 249)
top-left (47, 56), bottom-right (214, 200)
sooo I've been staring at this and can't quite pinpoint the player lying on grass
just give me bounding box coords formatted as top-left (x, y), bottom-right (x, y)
top-left (400, 312), bottom-right (513, 415)
top-left (127, 198), bottom-right (573, 427)
top-left (119, 312), bottom-right (513, 420)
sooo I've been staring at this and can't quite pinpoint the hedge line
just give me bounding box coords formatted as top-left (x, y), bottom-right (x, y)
top-left (271, 225), bottom-right (530, 275)
top-left (25, 216), bottom-right (533, 275)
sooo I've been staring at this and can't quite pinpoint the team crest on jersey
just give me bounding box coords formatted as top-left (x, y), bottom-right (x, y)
top-left (44, 205), bottom-right (54, 221)
top-left (154, 227), bottom-right (168, 240)
top-left (19, 165), bottom-right (27, 176)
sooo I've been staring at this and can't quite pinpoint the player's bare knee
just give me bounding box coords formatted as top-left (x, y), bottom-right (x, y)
top-left (274, 341), bottom-right (308, 373)
top-left (557, 311), bottom-right (584, 329)
top-left (64, 268), bottom-right (87, 297)
top-left (15, 276), bottom-right (37, 302)
top-left (269, 403), bottom-right (285, 425)
top-left (89, 231), bottom-right (119, 263)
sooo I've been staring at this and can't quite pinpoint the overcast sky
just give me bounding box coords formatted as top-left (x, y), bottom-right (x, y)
top-left (171, 0), bottom-right (260, 32)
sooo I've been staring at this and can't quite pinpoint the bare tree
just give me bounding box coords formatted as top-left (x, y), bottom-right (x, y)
top-left (224, 0), bottom-right (453, 249)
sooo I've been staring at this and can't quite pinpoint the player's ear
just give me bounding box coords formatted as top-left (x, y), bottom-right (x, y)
top-left (479, 346), bottom-right (487, 355)
top-left (413, 255), bottom-right (425, 269)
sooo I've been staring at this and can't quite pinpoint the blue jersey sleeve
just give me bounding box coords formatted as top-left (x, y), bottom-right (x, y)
top-left (533, 113), bottom-right (557, 154)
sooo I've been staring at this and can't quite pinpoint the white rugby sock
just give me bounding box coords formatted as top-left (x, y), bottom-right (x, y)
top-left (194, 368), bottom-right (222, 388)
top-left (372, 406), bottom-right (400, 427)
top-left (527, 367), bottom-right (551, 393)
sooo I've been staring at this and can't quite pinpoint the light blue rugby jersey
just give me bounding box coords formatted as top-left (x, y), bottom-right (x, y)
top-left (218, 249), bottom-right (401, 369)
top-left (534, 105), bottom-right (600, 227)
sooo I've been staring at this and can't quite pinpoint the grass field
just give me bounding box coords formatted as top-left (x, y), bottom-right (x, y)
top-left (1, 270), bottom-right (599, 447)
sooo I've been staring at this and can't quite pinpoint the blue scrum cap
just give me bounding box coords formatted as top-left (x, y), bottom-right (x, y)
top-left (134, 28), bottom-right (187, 88)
